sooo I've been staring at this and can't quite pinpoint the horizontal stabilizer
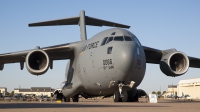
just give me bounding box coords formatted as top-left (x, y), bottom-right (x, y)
top-left (29, 16), bottom-right (80, 27)
top-left (29, 16), bottom-right (130, 28)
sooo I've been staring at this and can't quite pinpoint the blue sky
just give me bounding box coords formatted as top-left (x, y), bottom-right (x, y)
top-left (0, 0), bottom-right (200, 93)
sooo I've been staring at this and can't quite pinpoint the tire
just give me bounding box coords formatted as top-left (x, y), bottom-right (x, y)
top-left (127, 88), bottom-right (137, 102)
top-left (122, 91), bottom-right (128, 102)
top-left (113, 91), bottom-right (120, 102)
top-left (127, 92), bottom-right (134, 102)
top-left (73, 95), bottom-right (79, 102)
top-left (133, 92), bottom-right (139, 102)
top-left (56, 93), bottom-right (63, 101)
top-left (64, 97), bottom-right (70, 102)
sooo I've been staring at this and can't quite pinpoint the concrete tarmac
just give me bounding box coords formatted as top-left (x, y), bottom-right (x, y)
top-left (0, 98), bottom-right (200, 112)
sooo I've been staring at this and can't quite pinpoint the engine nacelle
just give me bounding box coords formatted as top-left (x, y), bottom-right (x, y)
top-left (26, 50), bottom-right (49, 75)
top-left (160, 51), bottom-right (189, 77)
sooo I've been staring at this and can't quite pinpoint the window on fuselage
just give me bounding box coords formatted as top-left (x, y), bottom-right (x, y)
top-left (101, 36), bottom-right (132, 46)
top-left (114, 36), bottom-right (124, 41)
top-left (107, 47), bottom-right (113, 54)
top-left (124, 36), bottom-right (133, 41)
top-left (106, 37), bottom-right (113, 44)
top-left (101, 37), bottom-right (108, 46)
top-left (111, 32), bottom-right (115, 35)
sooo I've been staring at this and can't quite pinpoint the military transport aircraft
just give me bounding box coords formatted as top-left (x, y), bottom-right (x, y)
top-left (1, 10), bottom-right (200, 102)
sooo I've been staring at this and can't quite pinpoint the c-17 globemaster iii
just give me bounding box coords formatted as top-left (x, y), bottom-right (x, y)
top-left (1, 10), bottom-right (200, 102)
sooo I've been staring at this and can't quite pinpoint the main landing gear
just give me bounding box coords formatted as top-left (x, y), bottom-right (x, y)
top-left (55, 92), bottom-right (70, 102)
top-left (54, 90), bottom-right (79, 102)
top-left (63, 97), bottom-right (70, 102)
top-left (72, 94), bottom-right (79, 102)
top-left (62, 95), bottom-right (79, 102)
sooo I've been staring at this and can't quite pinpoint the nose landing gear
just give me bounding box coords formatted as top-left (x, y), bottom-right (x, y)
top-left (112, 81), bottom-right (135, 102)
top-left (114, 91), bottom-right (128, 102)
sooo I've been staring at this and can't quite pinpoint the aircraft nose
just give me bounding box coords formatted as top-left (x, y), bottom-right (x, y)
top-left (113, 44), bottom-right (136, 73)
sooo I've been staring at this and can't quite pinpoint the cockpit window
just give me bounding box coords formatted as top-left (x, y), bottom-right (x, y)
top-left (106, 37), bottom-right (113, 44)
top-left (114, 36), bottom-right (124, 41)
top-left (133, 37), bottom-right (141, 46)
top-left (124, 36), bottom-right (132, 41)
top-left (101, 37), bottom-right (108, 46)
top-left (102, 36), bottom-right (134, 46)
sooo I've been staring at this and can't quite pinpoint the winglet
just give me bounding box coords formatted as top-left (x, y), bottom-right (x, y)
top-left (29, 10), bottom-right (130, 41)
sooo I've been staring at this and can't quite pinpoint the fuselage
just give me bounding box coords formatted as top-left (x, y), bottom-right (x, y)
top-left (63, 28), bottom-right (146, 97)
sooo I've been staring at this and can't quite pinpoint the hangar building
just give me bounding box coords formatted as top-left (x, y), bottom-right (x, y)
top-left (177, 78), bottom-right (200, 99)
top-left (14, 87), bottom-right (54, 97)
top-left (0, 87), bottom-right (7, 96)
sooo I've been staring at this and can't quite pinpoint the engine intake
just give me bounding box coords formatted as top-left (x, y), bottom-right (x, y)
top-left (160, 51), bottom-right (189, 77)
top-left (26, 50), bottom-right (49, 75)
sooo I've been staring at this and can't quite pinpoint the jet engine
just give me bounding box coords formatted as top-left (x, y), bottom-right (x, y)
top-left (26, 50), bottom-right (50, 75)
top-left (160, 51), bottom-right (189, 77)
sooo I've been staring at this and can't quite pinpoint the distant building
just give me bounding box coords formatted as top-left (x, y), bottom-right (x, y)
top-left (14, 87), bottom-right (55, 97)
top-left (167, 85), bottom-right (177, 95)
top-left (0, 87), bottom-right (7, 96)
top-left (163, 85), bottom-right (177, 98)
top-left (177, 78), bottom-right (200, 99)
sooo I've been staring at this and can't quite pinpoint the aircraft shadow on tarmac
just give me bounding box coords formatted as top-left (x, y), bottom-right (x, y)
top-left (0, 103), bottom-right (169, 109)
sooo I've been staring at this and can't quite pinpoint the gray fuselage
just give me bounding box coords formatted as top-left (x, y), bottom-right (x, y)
top-left (63, 28), bottom-right (146, 97)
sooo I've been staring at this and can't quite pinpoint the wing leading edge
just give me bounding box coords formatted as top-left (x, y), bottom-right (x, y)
top-left (0, 42), bottom-right (76, 64)
top-left (143, 46), bottom-right (200, 68)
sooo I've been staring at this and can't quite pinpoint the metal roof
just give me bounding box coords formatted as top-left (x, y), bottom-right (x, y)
top-left (14, 87), bottom-right (55, 92)
top-left (168, 85), bottom-right (177, 88)
top-left (178, 77), bottom-right (200, 84)
top-left (0, 87), bottom-right (6, 89)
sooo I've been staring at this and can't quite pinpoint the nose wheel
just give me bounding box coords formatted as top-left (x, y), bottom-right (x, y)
top-left (110, 81), bottom-right (135, 102)
top-left (113, 91), bottom-right (121, 102)
top-left (113, 83), bottom-right (128, 102)
top-left (113, 91), bottom-right (128, 102)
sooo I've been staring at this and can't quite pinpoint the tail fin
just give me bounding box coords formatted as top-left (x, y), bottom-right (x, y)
top-left (29, 10), bottom-right (130, 41)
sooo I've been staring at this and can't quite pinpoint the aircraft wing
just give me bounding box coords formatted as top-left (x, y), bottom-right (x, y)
top-left (143, 46), bottom-right (200, 68)
top-left (0, 42), bottom-right (75, 64)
